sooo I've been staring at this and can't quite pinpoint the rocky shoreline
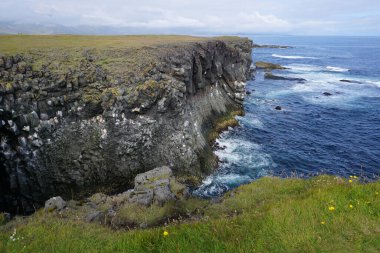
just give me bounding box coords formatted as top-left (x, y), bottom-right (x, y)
top-left (0, 36), bottom-right (253, 214)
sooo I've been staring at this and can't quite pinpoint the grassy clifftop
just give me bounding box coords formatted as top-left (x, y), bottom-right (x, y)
top-left (0, 35), bottom-right (249, 77)
top-left (0, 35), bottom-right (247, 53)
top-left (1, 176), bottom-right (379, 252)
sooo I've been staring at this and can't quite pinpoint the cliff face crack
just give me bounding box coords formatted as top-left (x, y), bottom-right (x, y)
top-left (0, 38), bottom-right (253, 214)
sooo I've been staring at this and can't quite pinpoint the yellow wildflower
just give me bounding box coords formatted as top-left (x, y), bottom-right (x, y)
top-left (349, 176), bottom-right (354, 178)
top-left (376, 192), bottom-right (379, 195)
top-left (163, 231), bottom-right (169, 237)
top-left (349, 204), bottom-right (353, 209)
top-left (328, 206), bottom-right (335, 211)
top-left (353, 176), bottom-right (358, 179)
top-left (320, 221), bottom-right (326, 225)
top-left (349, 180), bottom-right (353, 183)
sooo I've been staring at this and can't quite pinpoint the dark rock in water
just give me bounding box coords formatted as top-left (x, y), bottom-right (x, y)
top-left (44, 196), bottom-right (66, 212)
top-left (265, 73), bottom-right (306, 83)
top-left (255, 61), bottom-right (286, 70)
top-left (323, 92), bottom-right (333, 96)
top-left (246, 90), bottom-right (252, 95)
top-left (275, 106), bottom-right (282, 110)
top-left (340, 79), bottom-right (362, 84)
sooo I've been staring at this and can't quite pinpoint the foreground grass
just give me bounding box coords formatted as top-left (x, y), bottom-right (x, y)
top-left (1, 175), bottom-right (379, 252)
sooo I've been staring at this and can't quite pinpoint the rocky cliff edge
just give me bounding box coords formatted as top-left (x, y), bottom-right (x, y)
top-left (0, 36), bottom-right (252, 213)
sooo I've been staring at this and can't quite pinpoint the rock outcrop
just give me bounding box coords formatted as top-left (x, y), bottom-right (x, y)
top-left (43, 166), bottom-right (189, 229)
top-left (264, 73), bottom-right (306, 83)
top-left (255, 61), bottom-right (286, 70)
top-left (0, 37), bottom-right (253, 213)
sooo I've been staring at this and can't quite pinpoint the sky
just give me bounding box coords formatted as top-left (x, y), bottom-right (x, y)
top-left (0, 0), bottom-right (379, 36)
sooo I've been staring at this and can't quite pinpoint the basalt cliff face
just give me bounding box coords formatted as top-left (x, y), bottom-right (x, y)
top-left (0, 37), bottom-right (252, 213)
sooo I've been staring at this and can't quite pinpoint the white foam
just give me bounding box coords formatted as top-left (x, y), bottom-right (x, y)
top-left (326, 66), bottom-right (350, 72)
top-left (239, 113), bottom-right (265, 129)
top-left (285, 64), bottom-right (324, 72)
top-left (272, 54), bottom-right (317, 59)
top-left (365, 80), bottom-right (380, 88)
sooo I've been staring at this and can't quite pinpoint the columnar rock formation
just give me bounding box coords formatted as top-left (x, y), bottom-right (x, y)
top-left (0, 37), bottom-right (252, 213)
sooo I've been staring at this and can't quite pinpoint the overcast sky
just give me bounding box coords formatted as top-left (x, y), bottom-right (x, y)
top-left (1, 0), bottom-right (379, 35)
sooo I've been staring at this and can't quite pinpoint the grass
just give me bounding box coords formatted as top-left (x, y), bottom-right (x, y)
top-left (0, 35), bottom-right (209, 54)
top-left (1, 175), bottom-right (379, 252)
top-left (0, 35), bottom-right (249, 80)
top-left (0, 35), bottom-right (247, 54)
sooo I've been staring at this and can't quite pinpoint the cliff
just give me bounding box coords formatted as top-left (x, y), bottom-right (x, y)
top-left (0, 35), bottom-right (252, 213)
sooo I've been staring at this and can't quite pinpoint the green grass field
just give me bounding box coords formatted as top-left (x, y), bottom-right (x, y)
top-left (1, 175), bottom-right (379, 253)
top-left (0, 35), bottom-right (245, 54)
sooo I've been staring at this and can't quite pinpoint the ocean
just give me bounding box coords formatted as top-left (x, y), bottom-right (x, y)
top-left (194, 35), bottom-right (380, 197)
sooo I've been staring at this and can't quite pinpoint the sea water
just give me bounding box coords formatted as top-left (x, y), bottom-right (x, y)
top-left (194, 36), bottom-right (380, 197)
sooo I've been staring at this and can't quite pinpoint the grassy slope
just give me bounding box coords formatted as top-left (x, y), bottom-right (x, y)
top-left (1, 176), bottom-right (379, 253)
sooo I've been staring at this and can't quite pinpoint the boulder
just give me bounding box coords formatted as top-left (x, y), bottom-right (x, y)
top-left (275, 106), bottom-right (282, 111)
top-left (85, 211), bottom-right (104, 223)
top-left (129, 166), bottom-right (182, 206)
top-left (153, 185), bottom-right (175, 206)
top-left (44, 196), bottom-right (66, 212)
top-left (129, 189), bottom-right (154, 206)
top-left (255, 61), bottom-right (286, 70)
top-left (134, 166), bottom-right (172, 191)
top-left (88, 193), bottom-right (108, 205)
top-left (4, 57), bottom-right (13, 69)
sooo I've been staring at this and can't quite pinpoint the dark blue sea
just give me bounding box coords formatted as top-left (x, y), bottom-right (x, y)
top-left (195, 36), bottom-right (380, 197)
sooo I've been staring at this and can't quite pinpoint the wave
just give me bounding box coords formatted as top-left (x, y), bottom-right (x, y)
top-left (326, 66), bottom-right (350, 72)
top-left (272, 54), bottom-right (317, 59)
top-left (364, 80), bottom-right (380, 88)
top-left (285, 64), bottom-right (324, 72)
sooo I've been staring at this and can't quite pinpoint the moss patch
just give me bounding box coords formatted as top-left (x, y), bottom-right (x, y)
top-left (207, 108), bottom-right (244, 144)
top-left (0, 213), bottom-right (7, 226)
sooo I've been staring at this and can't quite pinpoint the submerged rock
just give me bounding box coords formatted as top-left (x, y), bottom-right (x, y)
top-left (340, 79), bottom-right (363, 84)
top-left (323, 92), bottom-right (333, 96)
top-left (275, 106), bottom-right (282, 111)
